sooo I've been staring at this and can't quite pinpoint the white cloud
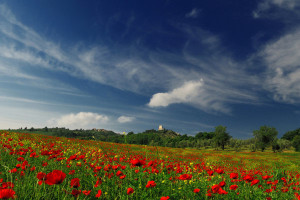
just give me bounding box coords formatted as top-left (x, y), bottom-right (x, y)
top-left (185, 8), bottom-right (201, 18)
top-left (117, 116), bottom-right (135, 123)
top-left (253, 0), bottom-right (300, 19)
top-left (48, 112), bottom-right (109, 128)
top-left (260, 28), bottom-right (300, 103)
top-left (148, 80), bottom-right (203, 107)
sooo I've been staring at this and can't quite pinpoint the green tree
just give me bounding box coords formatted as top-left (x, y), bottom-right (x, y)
top-left (253, 126), bottom-right (278, 152)
top-left (213, 125), bottom-right (231, 150)
top-left (292, 135), bottom-right (300, 152)
top-left (195, 132), bottom-right (215, 140)
top-left (127, 131), bottom-right (134, 136)
top-left (282, 128), bottom-right (300, 141)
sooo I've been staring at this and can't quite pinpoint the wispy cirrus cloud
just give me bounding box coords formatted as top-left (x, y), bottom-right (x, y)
top-left (260, 27), bottom-right (300, 103)
top-left (253, 0), bottom-right (300, 21)
top-left (0, 4), bottom-right (170, 95)
top-left (185, 8), bottom-right (201, 18)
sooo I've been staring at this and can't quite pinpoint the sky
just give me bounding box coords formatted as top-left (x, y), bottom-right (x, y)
top-left (0, 0), bottom-right (300, 138)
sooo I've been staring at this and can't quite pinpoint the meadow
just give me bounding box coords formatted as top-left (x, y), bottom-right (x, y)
top-left (0, 130), bottom-right (299, 199)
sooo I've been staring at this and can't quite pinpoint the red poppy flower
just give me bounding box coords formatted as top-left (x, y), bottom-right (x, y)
top-left (69, 170), bottom-right (75, 175)
top-left (230, 173), bottom-right (239, 179)
top-left (295, 193), bottom-right (300, 200)
top-left (281, 187), bottom-right (288, 193)
top-left (127, 187), bottom-right (134, 195)
top-left (70, 178), bottom-right (80, 188)
top-left (243, 175), bottom-right (254, 182)
top-left (42, 162), bottom-right (48, 167)
top-left (94, 178), bottom-right (102, 187)
top-left (206, 192), bottom-right (212, 197)
top-left (146, 180), bottom-right (156, 188)
top-left (178, 174), bottom-right (192, 180)
top-left (262, 175), bottom-right (272, 180)
top-left (116, 171), bottom-right (123, 177)
top-left (219, 181), bottom-right (226, 187)
top-left (207, 170), bottom-right (214, 176)
top-left (119, 175), bottom-right (126, 179)
top-left (95, 190), bottom-right (102, 198)
top-left (1, 182), bottom-right (14, 189)
top-left (45, 170), bottom-right (66, 185)
top-left (215, 168), bottom-right (224, 174)
top-left (265, 189), bottom-right (272, 193)
top-left (230, 185), bottom-right (238, 190)
top-left (251, 179), bottom-right (260, 186)
top-left (0, 188), bottom-right (16, 199)
top-left (130, 159), bottom-right (145, 167)
top-left (160, 196), bottom-right (170, 200)
top-left (8, 168), bottom-right (17, 173)
top-left (82, 190), bottom-right (91, 196)
top-left (211, 184), bottom-right (221, 193)
top-left (37, 172), bottom-right (46, 181)
top-left (218, 188), bottom-right (228, 195)
top-left (71, 189), bottom-right (81, 197)
top-left (17, 157), bottom-right (24, 162)
top-left (193, 188), bottom-right (200, 193)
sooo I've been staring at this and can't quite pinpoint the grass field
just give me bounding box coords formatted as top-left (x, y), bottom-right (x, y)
top-left (0, 130), bottom-right (299, 199)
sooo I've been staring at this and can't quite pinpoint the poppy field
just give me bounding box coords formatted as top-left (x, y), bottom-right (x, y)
top-left (0, 131), bottom-right (299, 199)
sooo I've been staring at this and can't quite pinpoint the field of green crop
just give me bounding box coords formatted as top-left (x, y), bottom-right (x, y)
top-left (0, 130), bottom-right (299, 199)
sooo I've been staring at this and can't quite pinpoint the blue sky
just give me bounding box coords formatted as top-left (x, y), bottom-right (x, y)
top-left (0, 0), bottom-right (300, 138)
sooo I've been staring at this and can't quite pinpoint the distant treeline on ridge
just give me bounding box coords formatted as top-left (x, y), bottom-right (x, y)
top-left (6, 126), bottom-right (300, 152)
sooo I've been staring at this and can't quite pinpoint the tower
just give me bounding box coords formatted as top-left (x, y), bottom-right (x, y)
top-left (158, 125), bottom-right (164, 131)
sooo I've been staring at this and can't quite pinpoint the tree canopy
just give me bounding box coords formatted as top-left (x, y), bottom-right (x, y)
top-left (253, 126), bottom-right (278, 152)
top-left (213, 125), bottom-right (231, 150)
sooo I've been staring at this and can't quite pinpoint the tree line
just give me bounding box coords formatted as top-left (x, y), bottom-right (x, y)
top-left (8, 125), bottom-right (300, 152)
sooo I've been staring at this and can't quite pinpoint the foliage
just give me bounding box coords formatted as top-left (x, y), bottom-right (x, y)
top-left (292, 135), bottom-right (300, 152)
top-left (195, 132), bottom-right (215, 140)
top-left (282, 128), bottom-right (300, 141)
top-left (213, 125), bottom-right (231, 150)
top-left (253, 126), bottom-right (278, 152)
